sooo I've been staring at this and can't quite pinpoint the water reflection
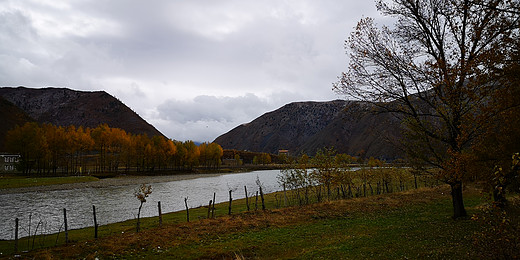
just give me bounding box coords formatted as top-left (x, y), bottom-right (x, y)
top-left (0, 170), bottom-right (281, 240)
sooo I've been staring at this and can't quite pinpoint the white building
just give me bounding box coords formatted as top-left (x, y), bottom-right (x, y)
top-left (0, 154), bottom-right (20, 172)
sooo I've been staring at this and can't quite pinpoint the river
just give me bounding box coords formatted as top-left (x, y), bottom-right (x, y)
top-left (0, 169), bottom-right (282, 240)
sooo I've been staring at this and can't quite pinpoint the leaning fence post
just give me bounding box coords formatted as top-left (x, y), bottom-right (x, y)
top-left (244, 186), bottom-right (250, 211)
top-left (184, 197), bottom-right (190, 222)
top-left (228, 190), bottom-right (233, 215)
top-left (93, 205), bottom-right (98, 239)
top-left (63, 208), bottom-right (69, 244)
top-left (158, 201), bottom-right (163, 226)
top-left (14, 218), bottom-right (19, 252)
top-left (207, 200), bottom-right (212, 219)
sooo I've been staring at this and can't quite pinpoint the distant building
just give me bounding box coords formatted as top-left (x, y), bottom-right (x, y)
top-left (278, 150), bottom-right (289, 156)
top-left (0, 154), bottom-right (20, 172)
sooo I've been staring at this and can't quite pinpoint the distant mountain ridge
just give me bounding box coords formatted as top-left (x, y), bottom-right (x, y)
top-left (214, 100), bottom-right (404, 160)
top-left (0, 87), bottom-right (163, 150)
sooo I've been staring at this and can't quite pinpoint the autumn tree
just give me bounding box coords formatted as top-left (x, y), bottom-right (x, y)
top-left (470, 38), bottom-right (520, 205)
top-left (278, 154), bottom-right (314, 205)
top-left (91, 124), bottom-right (110, 172)
top-left (6, 122), bottom-right (47, 175)
top-left (134, 184), bottom-right (152, 232)
top-left (311, 148), bottom-right (339, 199)
top-left (334, 0), bottom-right (520, 218)
top-left (259, 153), bottom-right (272, 165)
top-left (183, 141), bottom-right (200, 170)
top-left (173, 140), bottom-right (187, 169)
top-left (42, 124), bottom-right (68, 174)
top-left (5, 122), bottom-right (222, 175)
top-left (69, 126), bottom-right (94, 174)
top-left (199, 142), bottom-right (223, 168)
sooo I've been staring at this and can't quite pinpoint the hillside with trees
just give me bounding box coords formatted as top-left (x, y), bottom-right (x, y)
top-left (0, 96), bottom-right (34, 150)
top-left (0, 87), bottom-right (163, 151)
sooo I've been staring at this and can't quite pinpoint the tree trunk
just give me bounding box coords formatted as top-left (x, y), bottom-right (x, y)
top-left (493, 186), bottom-right (507, 208)
top-left (450, 181), bottom-right (467, 218)
top-left (136, 202), bottom-right (143, 232)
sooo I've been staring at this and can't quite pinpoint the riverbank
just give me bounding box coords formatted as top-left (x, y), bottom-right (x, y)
top-left (0, 173), bottom-right (228, 195)
top-left (0, 165), bottom-right (284, 194)
top-left (2, 185), bottom-right (492, 259)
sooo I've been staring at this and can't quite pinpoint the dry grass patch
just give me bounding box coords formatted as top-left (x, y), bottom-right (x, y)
top-left (21, 185), bottom-right (476, 259)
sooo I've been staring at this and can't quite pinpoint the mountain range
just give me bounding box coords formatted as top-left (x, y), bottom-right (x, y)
top-left (214, 100), bottom-right (404, 160)
top-left (0, 87), bottom-right (404, 159)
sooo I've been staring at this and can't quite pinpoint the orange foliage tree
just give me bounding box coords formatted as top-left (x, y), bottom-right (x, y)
top-left (5, 122), bottom-right (223, 175)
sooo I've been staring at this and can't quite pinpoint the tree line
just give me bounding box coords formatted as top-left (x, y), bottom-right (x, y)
top-left (278, 148), bottom-right (434, 206)
top-left (5, 122), bottom-right (223, 175)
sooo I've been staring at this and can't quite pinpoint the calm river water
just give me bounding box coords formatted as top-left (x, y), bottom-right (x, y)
top-left (0, 169), bottom-right (282, 240)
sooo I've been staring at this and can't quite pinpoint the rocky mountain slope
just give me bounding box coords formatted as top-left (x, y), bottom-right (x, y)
top-left (0, 87), bottom-right (163, 150)
top-left (214, 100), bottom-right (404, 160)
top-left (0, 95), bottom-right (35, 150)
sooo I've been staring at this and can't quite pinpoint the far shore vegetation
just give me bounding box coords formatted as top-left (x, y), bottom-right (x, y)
top-left (0, 175), bottom-right (99, 189)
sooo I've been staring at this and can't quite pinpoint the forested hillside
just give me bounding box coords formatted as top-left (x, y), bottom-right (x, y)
top-left (0, 87), bottom-right (163, 151)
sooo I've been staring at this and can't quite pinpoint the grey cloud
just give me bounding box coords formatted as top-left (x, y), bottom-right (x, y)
top-left (1, 0), bottom-right (382, 141)
top-left (157, 93), bottom-right (269, 124)
top-left (152, 91), bottom-right (311, 142)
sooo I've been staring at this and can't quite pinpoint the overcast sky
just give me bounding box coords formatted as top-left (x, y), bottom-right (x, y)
top-left (0, 0), bottom-right (387, 142)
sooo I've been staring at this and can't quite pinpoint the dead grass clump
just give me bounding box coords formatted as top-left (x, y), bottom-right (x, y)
top-left (471, 197), bottom-right (520, 259)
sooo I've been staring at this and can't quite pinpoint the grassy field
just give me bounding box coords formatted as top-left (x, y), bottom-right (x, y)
top-left (0, 176), bottom-right (99, 189)
top-left (0, 184), bottom-right (491, 259)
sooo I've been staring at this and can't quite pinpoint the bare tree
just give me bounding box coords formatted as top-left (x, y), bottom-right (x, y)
top-left (135, 184), bottom-right (152, 232)
top-left (334, 0), bottom-right (520, 218)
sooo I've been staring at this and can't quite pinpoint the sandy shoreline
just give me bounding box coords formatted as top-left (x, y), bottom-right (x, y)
top-left (0, 173), bottom-right (226, 195)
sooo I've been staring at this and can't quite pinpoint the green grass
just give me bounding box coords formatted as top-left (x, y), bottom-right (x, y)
top-left (142, 191), bottom-right (483, 259)
top-left (0, 189), bottom-right (277, 255)
top-left (1, 185), bottom-right (490, 259)
top-left (0, 176), bottom-right (99, 189)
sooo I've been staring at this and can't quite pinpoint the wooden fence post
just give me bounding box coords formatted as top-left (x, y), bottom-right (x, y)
top-left (228, 190), bottom-right (233, 215)
top-left (14, 218), bottom-right (18, 252)
top-left (184, 197), bottom-right (190, 222)
top-left (283, 184), bottom-right (288, 207)
top-left (259, 186), bottom-right (265, 210)
top-left (207, 200), bottom-right (212, 219)
top-left (244, 186), bottom-right (250, 211)
top-left (255, 191), bottom-right (259, 210)
top-left (93, 205), bottom-right (98, 239)
top-left (63, 208), bottom-right (68, 244)
top-left (158, 201), bottom-right (162, 226)
top-left (212, 192), bottom-right (216, 218)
